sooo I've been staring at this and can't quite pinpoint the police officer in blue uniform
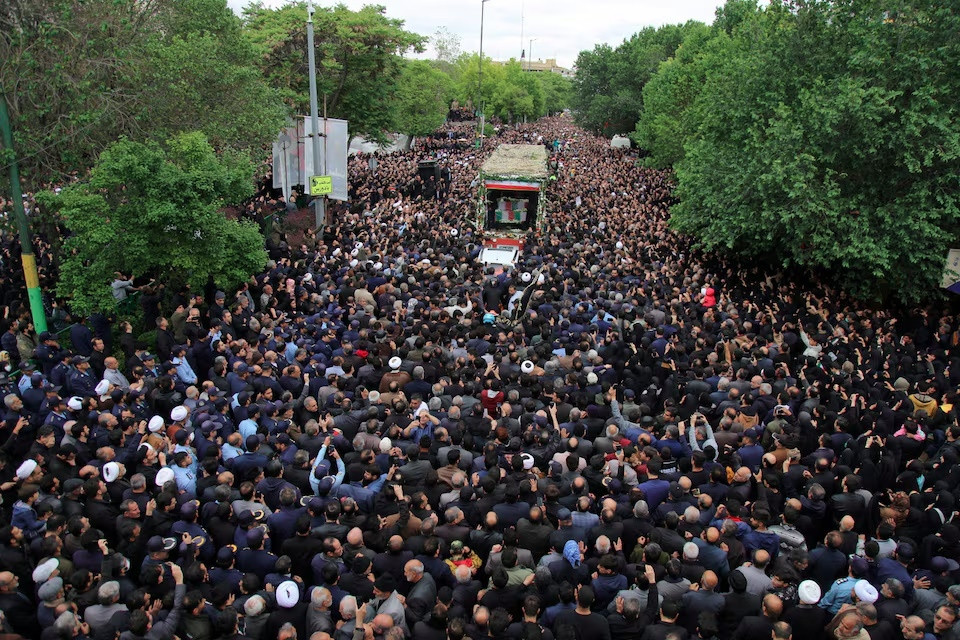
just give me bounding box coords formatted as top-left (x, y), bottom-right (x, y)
top-left (68, 356), bottom-right (98, 398)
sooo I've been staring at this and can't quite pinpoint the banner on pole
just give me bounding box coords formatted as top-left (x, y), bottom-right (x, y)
top-left (303, 117), bottom-right (349, 201)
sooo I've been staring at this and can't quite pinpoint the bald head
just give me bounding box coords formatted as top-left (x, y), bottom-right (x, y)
top-left (701, 571), bottom-right (718, 591)
top-left (762, 594), bottom-right (783, 619)
top-left (473, 606), bottom-right (490, 626)
top-left (347, 527), bottom-right (363, 546)
top-left (754, 549), bottom-right (771, 568)
top-left (372, 614), bottom-right (394, 632)
top-left (404, 560), bottom-right (424, 583)
top-left (839, 515), bottom-right (855, 532)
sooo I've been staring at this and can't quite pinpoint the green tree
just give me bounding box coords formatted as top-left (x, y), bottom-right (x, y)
top-left (489, 60), bottom-right (544, 123)
top-left (242, 2), bottom-right (425, 142)
top-left (632, 22), bottom-right (722, 167)
top-left (0, 0), bottom-right (286, 185)
top-left (669, 0), bottom-right (960, 301)
top-left (141, 0), bottom-right (287, 153)
top-left (38, 132), bottom-right (266, 314)
top-left (451, 56), bottom-right (553, 124)
top-left (393, 60), bottom-right (454, 137)
top-left (452, 53), bottom-right (505, 114)
top-left (538, 72), bottom-right (573, 116)
top-left (713, 0), bottom-right (762, 34)
top-left (570, 44), bottom-right (617, 134)
top-left (572, 22), bottom-right (704, 136)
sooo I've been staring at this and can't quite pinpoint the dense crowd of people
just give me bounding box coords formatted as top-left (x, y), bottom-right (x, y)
top-left (0, 113), bottom-right (959, 640)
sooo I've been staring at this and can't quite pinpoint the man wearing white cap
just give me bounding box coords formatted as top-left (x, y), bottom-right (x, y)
top-left (823, 579), bottom-right (879, 636)
top-left (379, 356), bottom-right (411, 393)
top-left (94, 379), bottom-right (112, 399)
top-left (266, 580), bottom-right (307, 640)
top-left (156, 467), bottom-right (176, 488)
top-left (15, 459), bottom-right (41, 484)
top-left (102, 461), bottom-right (122, 484)
top-left (784, 580), bottom-right (828, 639)
top-left (171, 405), bottom-right (189, 424)
top-left (147, 415), bottom-right (165, 433)
top-left (852, 580), bottom-right (879, 605)
top-left (32, 557), bottom-right (59, 585)
top-left (145, 415), bottom-right (167, 452)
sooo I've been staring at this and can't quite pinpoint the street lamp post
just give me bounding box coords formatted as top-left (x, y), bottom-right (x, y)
top-left (306, 0), bottom-right (325, 228)
top-left (528, 38), bottom-right (537, 71)
top-left (478, 0), bottom-right (491, 146)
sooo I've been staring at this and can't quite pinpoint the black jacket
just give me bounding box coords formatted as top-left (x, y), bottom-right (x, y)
top-left (732, 615), bottom-right (775, 640)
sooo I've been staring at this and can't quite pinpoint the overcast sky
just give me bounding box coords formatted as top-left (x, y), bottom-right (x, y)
top-left (228, 0), bottom-right (728, 69)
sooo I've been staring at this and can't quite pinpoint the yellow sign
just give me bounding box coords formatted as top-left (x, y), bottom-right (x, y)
top-left (310, 175), bottom-right (333, 195)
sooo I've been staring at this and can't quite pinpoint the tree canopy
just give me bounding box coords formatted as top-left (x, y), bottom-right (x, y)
top-left (393, 60), bottom-right (455, 138)
top-left (241, 2), bottom-right (425, 142)
top-left (668, 0), bottom-right (960, 301)
top-left (572, 0), bottom-right (960, 301)
top-left (1, 0), bottom-right (286, 185)
top-left (571, 22), bottom-right (703, 136)
top-left (39, 132), bottom-right (266, 314)
top-left (452, 55), bottom-right (570, 125)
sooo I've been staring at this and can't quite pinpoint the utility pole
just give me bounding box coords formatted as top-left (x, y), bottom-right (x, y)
top-left (306, 0), bottom-right (325, 229)
top-left (478, 0), bottom-right (491, 146)
top-left (0, 95), bottom-right (48, 333)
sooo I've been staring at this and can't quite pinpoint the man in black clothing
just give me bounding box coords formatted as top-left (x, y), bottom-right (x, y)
top-left (640, 600), bottom-right (690, 640)
top-left (732, 594), bottom-right (783, 640)
top-left (0, 570), bottom-right (37, 638)
top-left (155, 317), bottom-right (175, 363)
top-left (339, 555), bottom-right (375, 604)
top-left (280, 517), bottom-right (324, 583)
top-left (0, 526), bottom-right (33, 589)
top-left (265, 580), bottom-right (307, 640)
top-left (875, 578), bottom-right (910, 628)
top-left (478, 569), bottom-right (522, 621)
top-left (782, 580), bottom-right (828, 640)
top-left (858, 602), bottom-right (895, 640)
top-left (553, 584), bottom-right (612, 640)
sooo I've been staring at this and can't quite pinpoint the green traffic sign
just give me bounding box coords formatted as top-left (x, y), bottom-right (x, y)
top-left (310, 175), bottom-right (333, 195)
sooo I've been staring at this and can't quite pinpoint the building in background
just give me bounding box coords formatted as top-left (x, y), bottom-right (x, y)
top-left (494, 57), bottom-right (575, 79)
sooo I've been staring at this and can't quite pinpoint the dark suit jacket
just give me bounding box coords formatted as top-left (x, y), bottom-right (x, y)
top-left (640, 621), bottom-right (690, 640)
top-left (435, 523), bottom-right (471, 545)
top-left (732, 614), bottom-right (775, 640)
top-left (0, 590), bottom-right (38, 637)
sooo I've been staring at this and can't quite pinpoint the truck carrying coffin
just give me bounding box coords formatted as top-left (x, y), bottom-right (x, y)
top-left (475, 144), bottom-right (549, 266)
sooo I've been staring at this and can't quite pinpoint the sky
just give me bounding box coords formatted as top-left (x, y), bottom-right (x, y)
top-left (227, 0), bottom-right (728, 70)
